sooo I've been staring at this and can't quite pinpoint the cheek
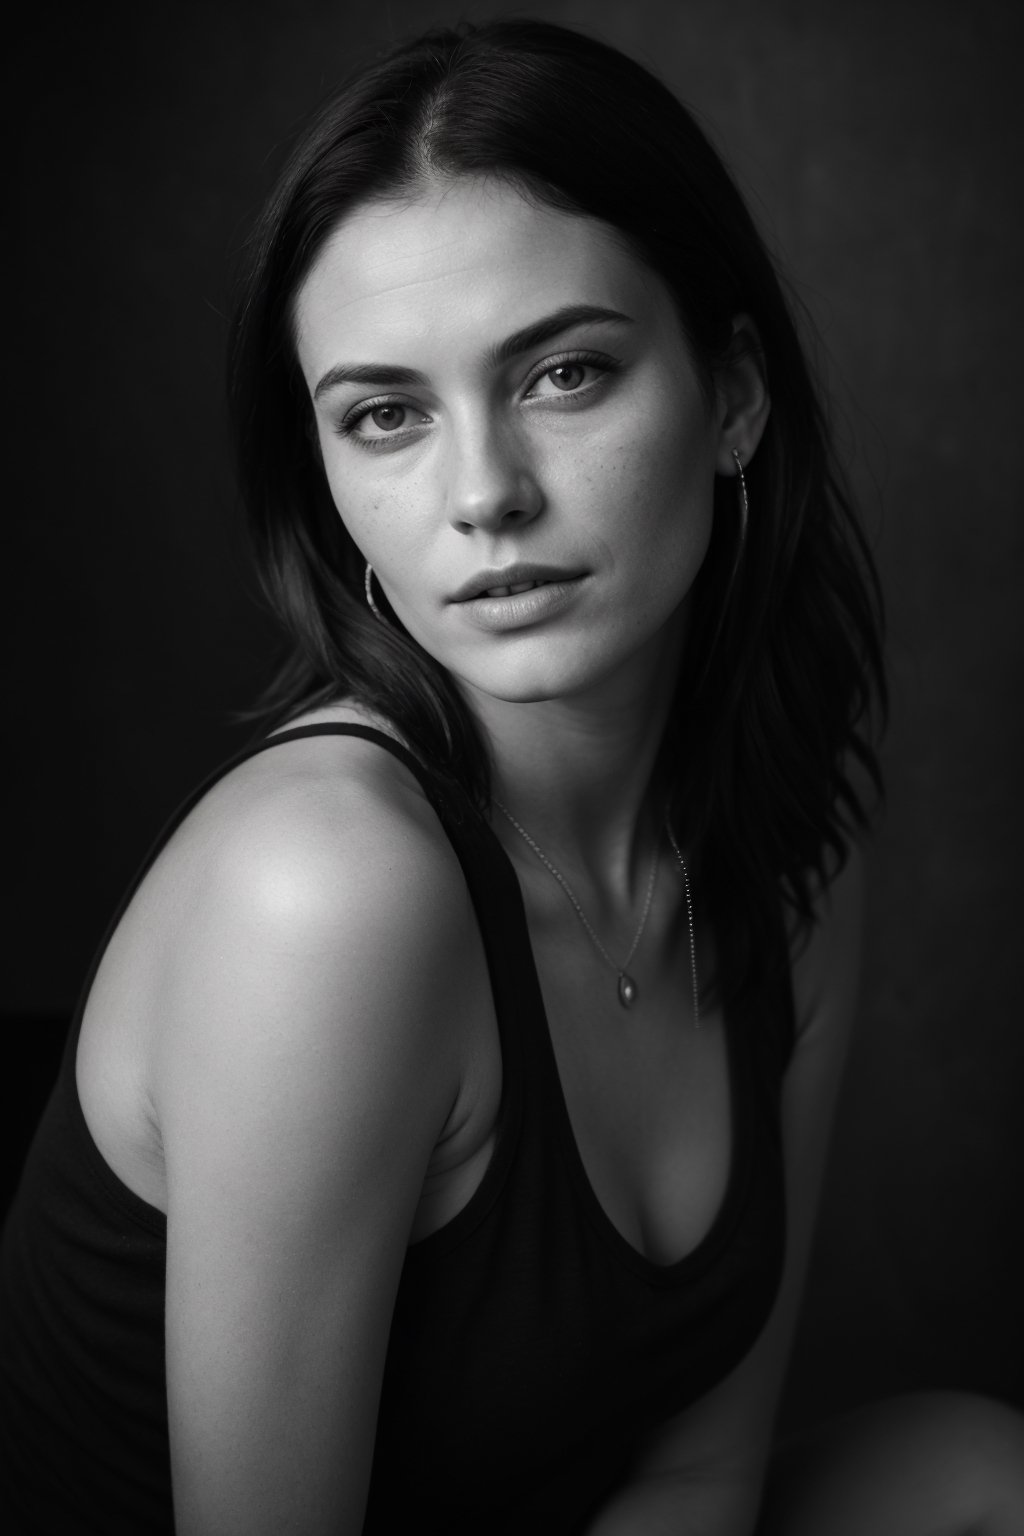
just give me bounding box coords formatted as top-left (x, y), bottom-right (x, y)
top-left (322, 461), bottom-right (407, 569)
top-left (602, 423), bottom-right (717, 622)
top-left (579, 406), bottom-right (715, 545)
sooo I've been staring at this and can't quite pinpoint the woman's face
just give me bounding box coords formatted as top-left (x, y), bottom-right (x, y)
top-left (294, 177), bottom-right (730, 707)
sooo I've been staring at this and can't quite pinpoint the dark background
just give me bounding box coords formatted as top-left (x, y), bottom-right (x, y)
top-left (6, 0), bottom-right (1023, 1427)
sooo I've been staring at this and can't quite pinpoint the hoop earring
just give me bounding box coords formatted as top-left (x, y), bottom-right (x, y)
top-left (731, 447), bottom-right (749, 547)
top-left (364, 562), bottom-right (386, 623)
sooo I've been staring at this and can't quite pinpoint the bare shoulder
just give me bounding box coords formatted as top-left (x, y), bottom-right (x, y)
top-left (178, 716), bottom-right (466, 954)
top-left (150, 718), bottom-right (477, 1144)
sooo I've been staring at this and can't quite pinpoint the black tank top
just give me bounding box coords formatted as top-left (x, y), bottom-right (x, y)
top-left (0, 725), bottom-right (794, 1534)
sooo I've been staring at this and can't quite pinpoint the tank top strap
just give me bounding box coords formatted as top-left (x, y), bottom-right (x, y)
top-left (247, 723), bottom-right (430, 783)
top-left (118, 723), bottom-right (463, 920)
top-left (758, 890), bottom-right (799, 1075)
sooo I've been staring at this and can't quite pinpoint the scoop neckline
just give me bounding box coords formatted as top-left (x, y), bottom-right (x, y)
top-left (494, 831), bottom-right (751, 1287)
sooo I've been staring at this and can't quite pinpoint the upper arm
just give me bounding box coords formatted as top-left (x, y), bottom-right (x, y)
top-left (588, 848), bottom-right (865, 1533)
top-left (155, 749), bottom-right (472, 1535)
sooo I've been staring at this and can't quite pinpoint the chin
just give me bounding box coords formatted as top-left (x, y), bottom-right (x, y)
top-left (480, 679), bottom-right (571, 704)
top-left (459, 669), bottom-right (576, 706)
top-left (454, 650), bottom-right (634, 708)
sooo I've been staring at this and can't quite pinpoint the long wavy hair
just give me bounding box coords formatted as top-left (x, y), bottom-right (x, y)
top-left (228, 18), bottom-right (885, 1013)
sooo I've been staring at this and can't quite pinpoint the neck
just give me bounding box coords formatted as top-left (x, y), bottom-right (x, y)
top-left (463, 629), bottom-right (683, 899)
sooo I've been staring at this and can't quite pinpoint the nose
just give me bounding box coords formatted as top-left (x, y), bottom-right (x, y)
top-left (444, 419), bottom-right (544, 534)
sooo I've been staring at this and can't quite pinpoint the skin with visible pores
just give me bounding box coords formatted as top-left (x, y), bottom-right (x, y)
top-left (296, 178), bottom-right (726, 710)
top-left (295, 175), bottom-right (769, 904)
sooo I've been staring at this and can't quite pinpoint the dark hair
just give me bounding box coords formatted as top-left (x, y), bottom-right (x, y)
top-left (228, 18), bottom-right (885, 1012)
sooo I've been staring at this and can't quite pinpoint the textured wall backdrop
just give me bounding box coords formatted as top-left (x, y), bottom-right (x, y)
top-left (8, 0), bottom-right (1023, 1425)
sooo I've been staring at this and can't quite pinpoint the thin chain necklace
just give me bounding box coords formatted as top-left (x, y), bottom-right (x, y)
top-left (493, 800), bottom-right (699, 1026)
top-left (666, 823), bottom-right (700, 1031)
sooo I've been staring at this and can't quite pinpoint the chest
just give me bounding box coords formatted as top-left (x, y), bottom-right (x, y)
top-left (77, 846), bottom-right (734, 1277)
top-left (370, 917), bottom-right (784, 1535)
top-left (526, 921), bottom-right (733, 1268)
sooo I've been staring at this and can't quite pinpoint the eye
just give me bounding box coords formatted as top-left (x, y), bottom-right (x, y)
top-left (337, 397), bottom-right (431, 448)
top-left (364, 404), bottom-right (408, 433)
top-left (524, 352), bottom-right (619, 404)
top-left (545, 363), bottom-right (587, 392)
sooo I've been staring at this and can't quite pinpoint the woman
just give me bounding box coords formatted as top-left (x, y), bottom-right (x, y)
top-left (2, 18), bottom-right (1022, 1535)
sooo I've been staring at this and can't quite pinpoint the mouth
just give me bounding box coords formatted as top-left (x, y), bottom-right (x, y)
top-left (480, 578), bottom-right (558, 598)
top-left (451, 565), bottom-right (584, 603)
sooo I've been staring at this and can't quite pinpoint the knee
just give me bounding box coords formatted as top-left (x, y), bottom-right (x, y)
top-left (764, 1390), bottom-right (1024, 1536)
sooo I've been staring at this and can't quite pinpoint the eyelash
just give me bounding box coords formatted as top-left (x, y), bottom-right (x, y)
top-left (522, 349), bottom-right (621, 401)
top-left (334, 349), bottom-right (621, 451)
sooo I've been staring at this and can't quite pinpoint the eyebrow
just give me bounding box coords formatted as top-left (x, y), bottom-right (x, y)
top-left (312, 303), bottom-right (634, 401)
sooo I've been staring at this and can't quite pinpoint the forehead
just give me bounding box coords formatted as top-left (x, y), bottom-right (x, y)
top-left (292, 177), bottom-right (665, 375)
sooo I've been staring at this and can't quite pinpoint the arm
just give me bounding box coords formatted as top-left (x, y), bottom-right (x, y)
top-left (154, 743), bottom-right (480, 1535)
top-left (585, 848), bottom-right (866, 1536)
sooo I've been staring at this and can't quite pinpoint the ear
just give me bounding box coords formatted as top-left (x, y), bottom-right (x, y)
top-left (713, 314), bottom-right (770, 475)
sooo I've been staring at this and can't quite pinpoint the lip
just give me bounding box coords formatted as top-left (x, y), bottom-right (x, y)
top-left (450, 562), bottom-right (585, 603)
top-left (454, 573), bottom-right (587, 633)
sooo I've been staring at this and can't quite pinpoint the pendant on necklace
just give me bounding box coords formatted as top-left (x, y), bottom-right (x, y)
top-left (617, 974), bottom-right (638, 1009)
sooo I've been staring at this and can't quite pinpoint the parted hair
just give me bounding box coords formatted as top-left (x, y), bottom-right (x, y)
top-left (228, 18), bottom-right (885, 1013)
